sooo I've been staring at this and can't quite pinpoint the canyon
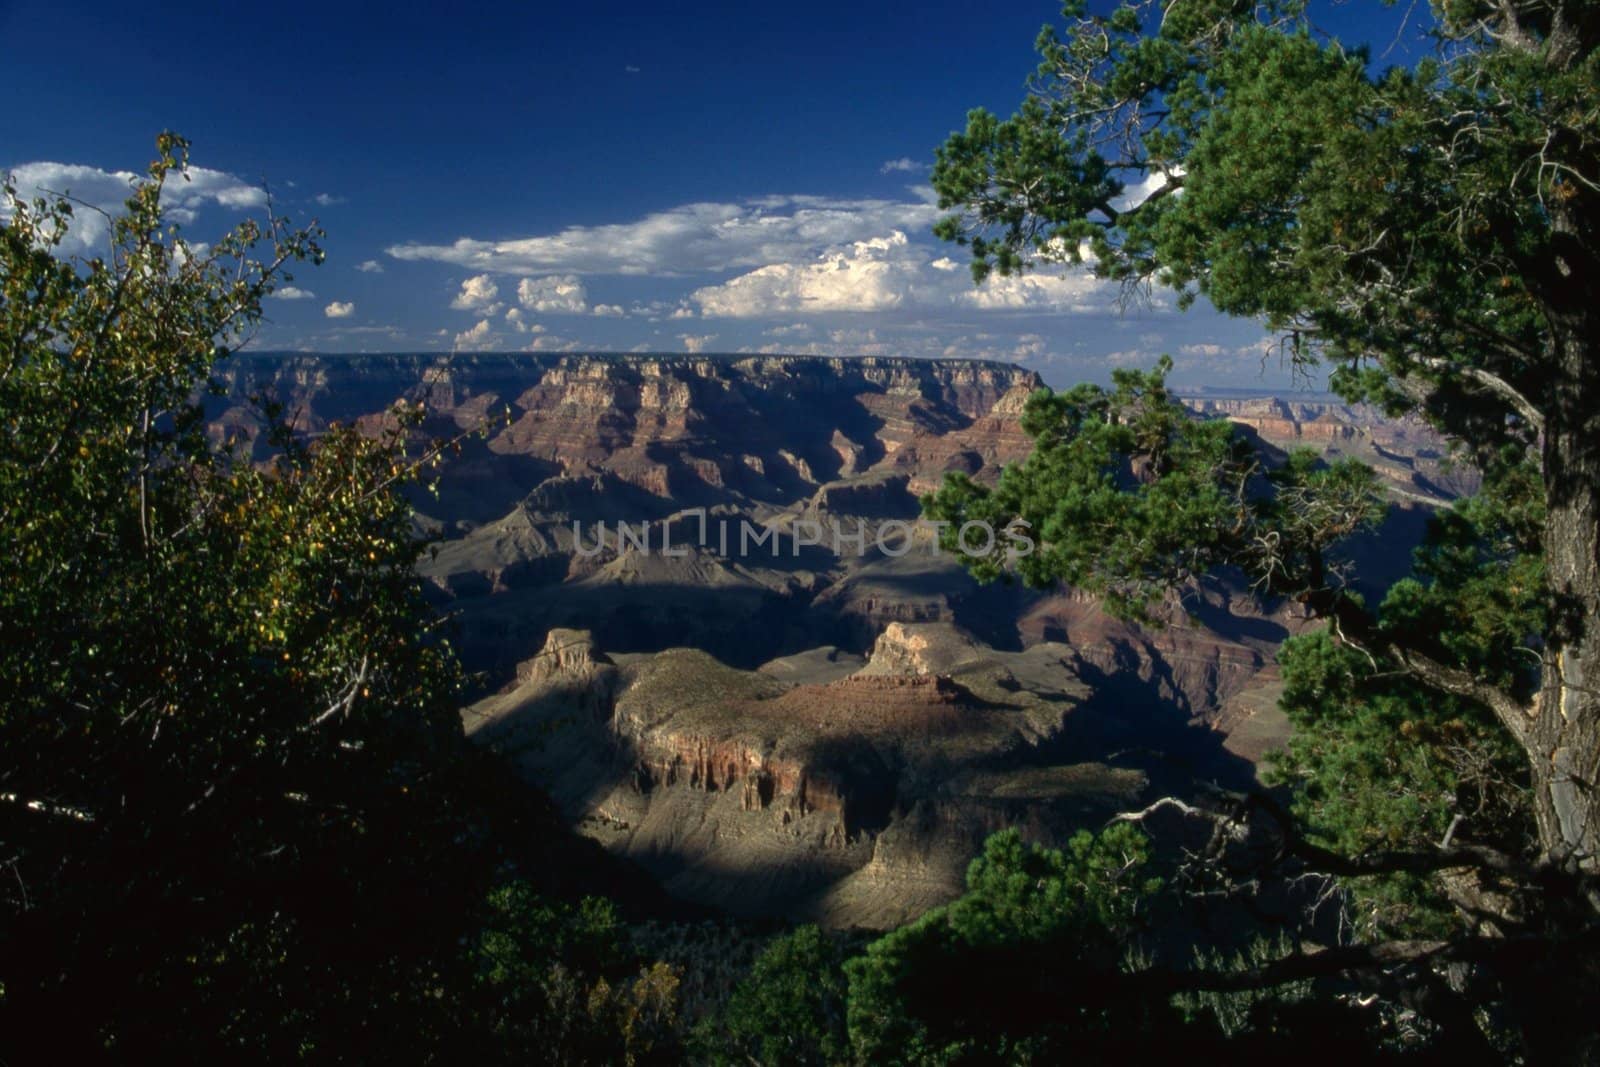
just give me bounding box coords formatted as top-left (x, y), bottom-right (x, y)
top-left (209, 353), bottom-right (1454, 926)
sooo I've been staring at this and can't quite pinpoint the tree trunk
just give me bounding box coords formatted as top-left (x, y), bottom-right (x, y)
top-left (1530, 211), bottom-right (1600, 874)
top-left (1531, 484), bottom-right (1600, 872)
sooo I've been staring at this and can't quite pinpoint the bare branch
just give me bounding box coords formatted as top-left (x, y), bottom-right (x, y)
top-left (1389, 642), bottom-right (1535, 745)
top-left (0, 793), bottom-right (96, 823)
top-left (1309, 593), bottom-right (1536, 745)
top-left (310, 654), bottom-right (369, 727)
top-left (1413, 355), bottom-right (1546, 433)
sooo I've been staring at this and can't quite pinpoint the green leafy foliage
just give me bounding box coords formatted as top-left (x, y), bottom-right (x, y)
top-left (1267, 459), bottom-right (1539, 937)
top-left (1379, 453), bottom-right (1547, 699)
top-left (471, 882), bottom-right (684, 1065)
top-left (700, 924), bottom-right (850, 1067)
top-left (931, 2), bottom-right (1566, 459)
top-left (0, 132), bottom-right (476, 1059)
top-left (1170, 934), bottom-right (1313, 1040)
top-left (844, 825), bottom-right (1167, 1064)
top-left (0, 135), bottom-right (674, 1062)
top-left (921, 357), bottom-right (1383, 620)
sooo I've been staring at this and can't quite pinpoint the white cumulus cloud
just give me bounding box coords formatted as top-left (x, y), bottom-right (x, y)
top-left (324, 301), bottom-right (356, 318)
top-left (386, 195), bottom-right (941, 276)
top-left (504, 308), bottom-right (546, 334)
top-left (450, 273), bottom-right (500, 310)
top-left (960, 270), bottom-right (1110, 312)
top-left (879, 157), bottom-right (925, 174)
top-left (269, 286), bottom-right (316, 300)
top-left (525, 333), bottom-right (579, 352)
top-left (691, 229), bottom-right (1120, 318)
top-left (355, 259), bottom-right (384, 273)
top-left (517, 274), bottom-right (588, 313)
top-left (453, 318), bottom-right (497, 350)
top-left (680, 334), bottom-right (719, 353)
top-left (692, 232), bottom-right (922, 316)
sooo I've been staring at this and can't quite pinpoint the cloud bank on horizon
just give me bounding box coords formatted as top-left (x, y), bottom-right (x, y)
top-left (3, 155), bottom-right (1283, 388)
top-left (387, 189), bottom-right (1132, 320)
top-left (386, 193), bottom-right (946, 277)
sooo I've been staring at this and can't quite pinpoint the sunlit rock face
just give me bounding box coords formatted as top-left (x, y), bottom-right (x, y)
top-left (211, 352), bottom-right (1042, 503)
top-left (464, 625), bottom-right (1148, 929)
top-left (211, 353), bottom-right (1452, 925)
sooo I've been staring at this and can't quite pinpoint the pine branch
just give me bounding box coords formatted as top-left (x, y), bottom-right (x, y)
top-left (1313, 591), bottom-right (1536, 745)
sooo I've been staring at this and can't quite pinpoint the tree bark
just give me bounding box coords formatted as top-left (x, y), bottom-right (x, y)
top-left (1532, 410), bottom-right (1600, 870)
top-left (1529, 202), bottom-right (1600, 874)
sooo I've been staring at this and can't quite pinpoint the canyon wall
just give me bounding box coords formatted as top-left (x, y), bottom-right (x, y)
top-left (206, 352), bottom-right (1455, 924)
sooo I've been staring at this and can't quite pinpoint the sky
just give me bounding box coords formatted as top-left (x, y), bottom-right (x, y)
top-left (0, 1), bottom-right (1423, 390)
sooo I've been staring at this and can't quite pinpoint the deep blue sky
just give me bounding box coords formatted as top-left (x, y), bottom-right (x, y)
top-left (2, 1), bottom-right (1420, 388)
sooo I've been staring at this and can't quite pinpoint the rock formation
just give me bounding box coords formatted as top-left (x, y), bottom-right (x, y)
top-left (465, 624), bottom-right (1145, 928)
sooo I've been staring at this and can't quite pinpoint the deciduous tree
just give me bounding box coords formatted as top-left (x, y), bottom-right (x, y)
top-left (0, 134), bottom-right (519, 1061)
